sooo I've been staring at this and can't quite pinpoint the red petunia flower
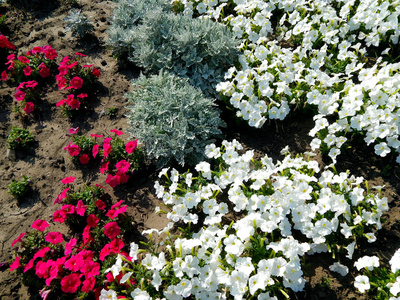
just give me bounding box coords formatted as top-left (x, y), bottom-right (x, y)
top-left (23, 102), bottom-right (35, 114)
top-left (92, 68), bottom-right (101, 78)
top-left (106, 174), bottom-right (120, 188)
top-left (1, 70), bottom-right (8, 81)
top-left (125, 140), bottom-right (138, 154)
top-left (75, 200), bottom-right (87, 216)
top-left (31, 220), bottom-right (49, 232)
top-left (110, 129), bottom-right (123, 136)
top-left (23, 66), bottom-right (33, 76)
top-left (11, 232), bottom-right (26, 247)
top-left (95, 199), bottom-right (106, 210)
top-left (61, 176), bottom-right (76, 184)
top-left (104, 222), bottom-right (121, 240)
top-left (92, 144), bottom-right (99, 158)
top-left (14, 90), bottom-right (26, 102)
top-left (87, 214), bottom-right (99, 228)
top-left (100, 162), bottom-right (109, 174)
top-left (69, 77), bottom-right (83, 89)
top-left (79, 154), bottom-right (90, 164)
top-left (64, 238), bottom-right (77, 256)
top-left (45, 232), bottom-right (64, 244)
top-left (61, 273), bottom-right (81, 294)
top-left (66, 143), bottom-right (81, 157)
top-left (10, 256), bottom-right (21, 272)
top-left (116, 160), bottom-right (130, 174)
top-left (53, 210), bottom-right (67, 223)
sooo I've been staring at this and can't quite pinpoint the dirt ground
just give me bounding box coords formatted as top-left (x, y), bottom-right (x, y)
top-left (0, 1), bottom-right (399, 299)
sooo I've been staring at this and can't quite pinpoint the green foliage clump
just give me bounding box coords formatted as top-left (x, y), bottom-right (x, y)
top-left (7, 127), bottom-right (35, 151)
top-left (107, 0), bottom-right (239, 95)
top-left (64, 9), bottom-right (93, 38)
top-left (125, 71), bottom-right (225, 168)
top-left (7, 176), bottom-right (31, 199)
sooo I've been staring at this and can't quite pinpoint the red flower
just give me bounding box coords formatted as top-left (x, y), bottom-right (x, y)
top-left (31, 220), bottom-right (49, 232)
top-left (77, 93), bottom-right (87, 99)
top-left (69, 127), bottom-right (79, 134)
top-left (65, 255), bottom-right (83, 272)
top-left (14, 90), bottom-right (26, 102)
top-left (61, 204), bottom-right (75, 215)
top-left (83, 225), bottom-right (94, 246)
top-left (95, 199), bottom-right (106, 210)
top-left (75, 52), bottom-right (86, 57)
top-left (11, 232), bottom-right (26, 247)
top-left (92, 68), bottom-right (101, 77)
top-left (23, 66), bottom-right (33, 76)
top-left (64, 238), bottom-right (77, 256)
top-left (76, 200), bottom-right (87, 216)
top-left (23, 102), bottom-right (35, 114)
top-left (66, 143), bottom-right (81, 157)
top-left (61, 273), bottom-right (81, 294)
top-left (81, 277), bottom-right (95, 293)
top-left (43, 46), bottom-right (57, 60)
top-left (0, 35), bottom-right (16, 50)
top-left (32, 46), bottom-right (43, 54)
top-left (45, 232), bottom-right (64, 244)
top-left (126, 140), bottom-right (138, 154)
top-left (81, 260), bottom-right (100, 277)
top-left (109, 238), bottom-right (124, 253)
top-left (33, 247), bottom-right (51, 260)
top-left (116, 160), bottom-right (130, 174)
top-left (92, 144), bottom-right (99, 158)
top-left (99, 244), bottom-right (111, 261)
top-left (53, 210), bottom-right (67, 223)
top-left (1, 70), bottom-right (8, 81)
top-left (25, 80), bottom-right (38, 88)
top-left (61, 176), bottom-right (76, 184)
top-left (106, 174), bottom-right (121, 188)
top-left (10, 256), bottom-right (21, 272)
top-left (18, 56), bottom-right (30, 64)
top-left (100, 162), bottom-right (109, 174)
top-left (69, 77), bottom-right (83, 89)
top-left (104, 222), bottom-right (121, 240)
top-left (67, 95), bottom-right (81, 110)
top-left (79, 154), bottom-right (90, 164)
top-left (110, 129), bottom-right (123, 136)
top-left (87, 214), bottom-right (99, 228)
top-left (91, 134), bottom-right (103, 138)
top-left (54, 188), bottom-right (69, 205)
top-left (56, 99), bottom-right (67, 107)
top-left (39, 63), bottom-right (51, 78)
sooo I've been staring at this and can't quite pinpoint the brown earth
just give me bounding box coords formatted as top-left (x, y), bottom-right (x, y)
top-left (0, 1), bottom-right (399, 299)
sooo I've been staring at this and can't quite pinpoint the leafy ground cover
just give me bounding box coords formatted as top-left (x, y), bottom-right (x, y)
top-left (0, 0), bottom-right (399, 299)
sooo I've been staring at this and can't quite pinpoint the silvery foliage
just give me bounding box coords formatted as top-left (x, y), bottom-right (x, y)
top-left (125, 71), bottom-right (225, 168)
top-left (64, 9), bottom-right (93, 37)
top-left (107, 0), bottom-right (240, 96)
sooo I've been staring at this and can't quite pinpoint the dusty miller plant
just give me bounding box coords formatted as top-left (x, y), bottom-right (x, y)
top-left (64, 9), bottom-right (93, 38)
top-left (107, 0), bottom-right (239, 96)
top-left (125, 71), bottom-right (225, 168)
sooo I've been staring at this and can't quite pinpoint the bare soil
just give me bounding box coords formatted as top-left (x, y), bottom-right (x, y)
top-left (0, 1), bottom-right (399, 299)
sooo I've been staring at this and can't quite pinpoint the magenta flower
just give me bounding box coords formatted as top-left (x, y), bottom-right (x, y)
top-left (95, 199), bottom-right (106, 210)
top-left (66, 144), bottom-right (81, 157)
top-left (69, 76), bottom-right (83, 89)
top-left (10, 256), bottom-right (21, 272)
top-left (45, 232), bottom-right (64, 244)
top-left (23, 102), bottom-right (35, 114)
top-left (64, 238), bottom-right (77, 256)
top-left (61, 273), bottom-right (81, 293)
top-left (110, 129), bottom-right (123, 136)
top-left (69, 127), bottom-right (79, 134)
top-left (14, 90), bottom-right (26, 102)
top-left (53, 210), bottom-right (67, 223)
top-left (61, 176), bottom-right (76, 184)
top-left (79, 154), bottom-right (90, 164)
top-left (116, 160), bottom-right (130, 174)
top-left (11, 232), bottom-right (26, 247)
top-left (23, 66), bottom-right (33, 76)
top-left (92, 144), bottom-right (99, 158)
top-left (126, 140), bottom-right (138, 154)
top-left (31, 220), bottom-right (49, 232)
top-left (75, 200), bottom-right (87, 216)
top-left (104, 222), bottom-right (121, 240)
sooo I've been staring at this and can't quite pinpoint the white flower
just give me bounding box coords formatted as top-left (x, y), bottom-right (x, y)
top-left (329, 262), bottom-right (349, 276)
top-left (130, 288), bottom-right (151, 300)
top-left (100, 289), bottom-right (117, 300)
top-left (354, 275), bottom-right (370, 293)
top-left (374, 142), bottom-right (391, 157)
top-left (120, 272), bottom-right (133, 284)
top-left (354, 256), bottom-right (379, 271)
top-left (129, 242), bottom-right (139, 261)
top-left (390, 249), bottom-right (400, 273)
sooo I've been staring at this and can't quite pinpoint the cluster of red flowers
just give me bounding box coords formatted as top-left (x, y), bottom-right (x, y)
top-left (14, 80), bottom-right (39, 115)
top-left (64, 129), bottom-right (139, 188)
top-left (2, 45), bottom-right (57, 82)
top-left (10, 177), bottom-right (132, 297)
top-left (0, 34), bottom-right (16, 50)
top-left (56, 53), bottom-right (100, 114)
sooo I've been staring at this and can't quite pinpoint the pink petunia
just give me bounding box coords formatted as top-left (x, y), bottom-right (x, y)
top-left (25, 80), bottom-right (38, 88)
top-left (92, 68), bottom-right (101, 78)
top-left (61, 176), bottom-right (76, 184)
top-left (100, 162), bottom-right (109, 174)
top-left (56, 99), bottom-right (67, 107)
top-left (23, 66), bottom-right (33, 76)
top-left (45, 232), bottom-right (64, 244)
top-left (90, 133), bottom-right (103, 138)
top-left (11, 232), bottom-right (26, 247)
top-left (64, 238), bottom-right (77, 256)
top-left (116, 160), bottom-right (130, 174)
top-left (87, 214), bottom-right (99, 228)
top-left (69, 77), bottom-right (83, 89)
top-left (14, 90), bottom-right (26, 102)
top-left (61, 204), bottom-right (75, 215)
top-left (66, 144), bottom-right (81, 157)
top-left (103, 222), bottom-right (121, 240)
top-left (79, 154), bottom-right (90, 164)
top-left (92, 144), bottom-right (99, 158)
top-left (31, 220), bottom-right (49, 232)
top-left (61, 273), bottom-right (81, 294)
top-left (64, 255), bottom-right (83, 272)
top-left (80, 260), bottom-right (100, 277)
top-left (126, 140), bottom-right (138, 154)
top-left (67, 94), bottom-right (80, 110)
top-left (18, 56), bottom-right (30, 64)
top-left (95, 199), bottom-right (106, 210)
top-left (110, 129), bottom-right (123, 136)
top-left (23, 102), bottom-right (35, 114)
top-left (10, 256), bottom-right (21, 272)
top-left (105, 174), bottom-right (120, 188)
top-left (1, 70), bottom-right (8, 81)
top-left (81, 277), bottom-right (95, 293)
top-left (53, 210), bottom-right (67, 223)
top-left (69, 127), bottom-right (79, 134)
top-left (54, 188), bottom-right (70, 205)
top-left (77, 93), bottom-right (87, 99)
top-left (75, 200), bottom-right (87, 216)
top-left (39, 64), bottom-right (51, 78)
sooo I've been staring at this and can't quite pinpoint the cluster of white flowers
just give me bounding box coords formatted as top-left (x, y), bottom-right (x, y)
top-left (102, 140), bottom-right (388, 299)
top-left (353, 249), bottom-right (400, 299)
top-left (173, 0), bottom-right (400, 163)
